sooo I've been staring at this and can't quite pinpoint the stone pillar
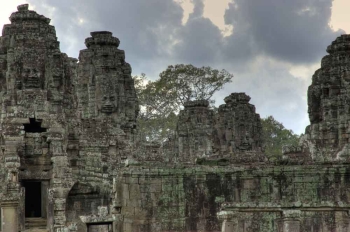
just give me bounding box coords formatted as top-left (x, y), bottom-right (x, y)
top-left (1, 200), bottom-right (18, 232)
top-left (2, 137), bottom-right (22, 232)
top-left (282, 210), bottom-right (301, 232)
top-left (48, 136), bottom-right (73, 232)
top-left (217, 210), bottom-right (239, 232)
top-left (41, 181), bottom-right (49, 219)
top-left (335, 211), bottom-right (350, 232)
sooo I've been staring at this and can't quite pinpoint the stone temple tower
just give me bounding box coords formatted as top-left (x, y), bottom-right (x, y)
top-left (306, 35), bottom-right (350, 160)
top-left (5, 3), bottom-right (350, 232)
top-left (0, 4), bottom-right (76, 231)
top-left (0, 4), bottom-right (138, 232)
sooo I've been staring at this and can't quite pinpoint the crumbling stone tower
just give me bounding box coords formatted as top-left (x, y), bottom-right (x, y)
top-left (0, 4), bottom-right (138, 232)
top-left (0, 4), bottom-right (76, 231)
top-left (215, 92), bottom-right (263, 153)
top-left (217, 35), bottom-right (350, 232)
top-left (165, 93), bottom-right (264, 164)
top-left (177, 100), bottom-right (215, 162)
top-left (77, 31), bottom-right (138, 136)
top-left (5, 3), bottom-right (350, 232)
top-left (306, 34), bottom-right (350, 161)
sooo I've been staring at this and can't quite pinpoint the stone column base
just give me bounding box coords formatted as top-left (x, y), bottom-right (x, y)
top-left (217, 210), bottom-right (239, 232)
top-left (1, 200), bottom-right (19, 232)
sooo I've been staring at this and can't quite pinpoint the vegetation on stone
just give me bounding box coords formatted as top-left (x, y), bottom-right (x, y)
top-left (261, 116), bottom-right (300, 160)
top-left (134, 64), bottom-right (233, 142)
top-left (2, 4), bottom-right (350, 232)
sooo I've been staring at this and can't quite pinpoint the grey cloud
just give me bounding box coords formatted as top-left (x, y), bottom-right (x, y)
top-left (223, 0), bottom-right (344, 64)
top-left (171, 0), bottom-right (226, 66)
top-left (173, 17), bottom-right (223, 66)
top-left (27, 0), bottom-right (184, 75)
top-left (27, 0), bottom-right (342, 70)
top-left (189, 0), bottom-right (204, 19)
top-left (215, 60), bottom-right (310, 134)
top-left (22, 0), bottom-right (344, 133)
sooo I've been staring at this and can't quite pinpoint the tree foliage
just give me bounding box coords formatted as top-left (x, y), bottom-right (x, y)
top-left (157, 64), bottom-right (233, 108)
top-left (261, 116), bottom-right (300, 159)
top-left (134, 64), bottom-right (233, 142)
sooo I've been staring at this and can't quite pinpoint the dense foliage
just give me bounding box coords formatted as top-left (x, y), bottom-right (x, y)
top-left (134, 64), bottom-right (233, 142)
top-left (135, 65), bottom-right (299, 153)
top-left (261, 116), bottom-right (300, 159)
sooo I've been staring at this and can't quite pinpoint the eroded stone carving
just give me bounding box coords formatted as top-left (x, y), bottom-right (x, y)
top-left (2, 4), bottom-right (350, 232)
top-left (215, 93), bottom-right (263, 153)
top-left (0, 5), bottom-right (138, 232)
top-left (284, 34), bottom-right (350, 162)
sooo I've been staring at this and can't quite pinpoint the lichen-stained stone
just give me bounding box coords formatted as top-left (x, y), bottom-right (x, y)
top-left (3, 3), bottom-right (350, 232)
top-left (76, 31), bottom-right (138, 136)
top-left (177, 100), bottom-right (215, 163)
top-left (215, 93), bottom-right (263, 153)
top-left (284, 34), bottom-right (350, 162)
top-left (0, 4), bottom-right (139, 232)
top-left (162, 94), bottom-right (264, 164)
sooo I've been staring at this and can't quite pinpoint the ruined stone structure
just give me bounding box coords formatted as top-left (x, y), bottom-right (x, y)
top-left (0, 5), bottom-right (138, 232)
top-left (176, 100), bottom-right (215, 163)
top-left (1, 4), bottom-right (350, 232)
top-left (164, 93), bottom-right (264, 164)
top-left (217, 35), bottom-right (350, 232)
top-left (305, 34), bottom-right (350, 161)
top-left (215, 93), bottom-right (262, 154)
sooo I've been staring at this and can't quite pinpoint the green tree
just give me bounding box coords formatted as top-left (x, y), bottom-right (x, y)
top-left (261, 116), bottom-right (300, 159)
top-left (134, 64), bottom-right (233, 142)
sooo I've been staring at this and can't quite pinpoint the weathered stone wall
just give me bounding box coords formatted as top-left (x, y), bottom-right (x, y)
top-left (0, 4), bottom-right (137, 232)
top-left (2, 4), bottom-right (350, 232)
top-left (66, 183), bottom-right (110, 232)
top-left (116, 164), bottom-right (350, 232)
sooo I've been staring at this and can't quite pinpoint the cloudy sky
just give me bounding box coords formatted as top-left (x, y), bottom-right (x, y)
top-left (1, 0), bottom-right (349, 134)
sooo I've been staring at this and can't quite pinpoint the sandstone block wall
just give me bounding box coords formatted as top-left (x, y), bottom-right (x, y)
top-left (1, 4), bottom-right (350, 232)
top-left (116, 164), bottom-right (350, 232)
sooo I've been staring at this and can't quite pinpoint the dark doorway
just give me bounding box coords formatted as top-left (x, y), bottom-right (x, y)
top-left (23, 118), bottom-right (47, 133)
top-left (24, 181), bottom-right (41, 217)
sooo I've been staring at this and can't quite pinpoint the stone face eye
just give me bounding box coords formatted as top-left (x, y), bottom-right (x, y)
top-left (103, 96), bottom-right (107, 101)
top-left (110, 96), bottom-right (115, 101)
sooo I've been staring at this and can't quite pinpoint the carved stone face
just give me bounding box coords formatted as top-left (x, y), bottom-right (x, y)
top-left (22, 66), bottom-right (41, 89)
top-left (96, 75), bottom-right (118, 115)
top-left (101, 94), bottom-right (116, 114)
top-left (239, 132), bottom-right (252, 151)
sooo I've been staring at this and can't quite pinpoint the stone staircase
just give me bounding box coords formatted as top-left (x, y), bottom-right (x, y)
top-left (24, 217), bottom-right (47, 231)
